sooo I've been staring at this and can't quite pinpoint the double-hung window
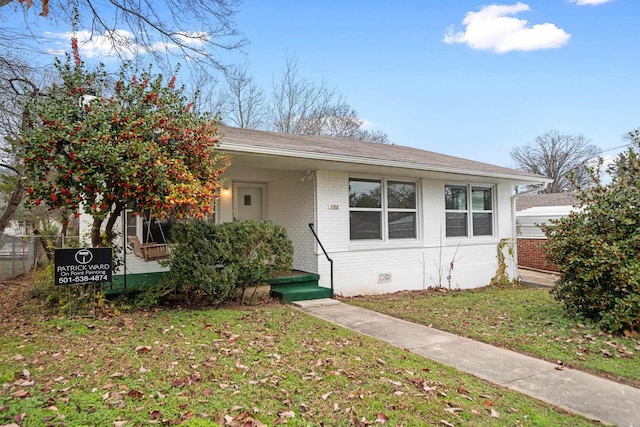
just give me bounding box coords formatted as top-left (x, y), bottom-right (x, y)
top-left (445, 184), bottom-right (493, 237)
top-left (349, 178), bottom-right (417, 240)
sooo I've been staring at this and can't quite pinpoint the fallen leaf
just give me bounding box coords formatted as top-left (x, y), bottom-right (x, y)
top-left (490, 408), bottom-right (500, 418)
top-left (10, 390), bottom-right (29, 398)
top-left (134, 345), bottom-right (152, 353)
top-left (321, 391), bottom-right (333, 400)
top-left (375, 412), bottom-right (388, 423)
top-left (444, 407), bottom-right (462, 415)
top-left (113, 421), bottom-right (128, 427)
top-left (278, 410), bottom-right (295, 419)
top-left (440, 420), bottom-right (454, 427)
top-left (127, 390), bottom-right (144, 399)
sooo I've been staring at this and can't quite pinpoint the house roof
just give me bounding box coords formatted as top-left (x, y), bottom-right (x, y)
top-left (217, 126), bottom-right (552, 184)
top-left (516, 192), bottom-right (579, 211)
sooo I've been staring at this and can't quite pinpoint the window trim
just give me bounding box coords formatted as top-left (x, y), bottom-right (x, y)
top-left (349, 177), bottom-right (419, 242)
top-left (445, 183), bottom-right (495, 239)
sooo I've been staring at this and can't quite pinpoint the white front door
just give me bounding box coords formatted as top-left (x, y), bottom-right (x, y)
top-left (234, 183), bottom-right (266, 220)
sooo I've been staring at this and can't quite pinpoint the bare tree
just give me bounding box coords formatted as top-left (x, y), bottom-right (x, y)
top-left (357, 129), bottom-right (391, 144)
top-left (1, 0), bottom-right (245, 72)
top-left (0, 55), bottom-right (46, 232)
top-left (270, 54), bottom-right (390, 142)
top-left (511, 130), bottom-right (601, 193)
top-left (271, 54), bottom-right (338, 135)
top-left (218, 64), bottom-right (269, 129)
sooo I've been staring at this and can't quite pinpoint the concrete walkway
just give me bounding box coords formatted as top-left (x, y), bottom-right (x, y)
top-left (518, 267), bottom-right (560, 287)
top-left (295, 299), bottom-right (640, 427)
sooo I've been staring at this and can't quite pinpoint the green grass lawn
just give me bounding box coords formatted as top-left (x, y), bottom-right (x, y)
top-left (346, 285), bottom-right (640, 388)
top-left (0, 297), bottom-right (596, 426)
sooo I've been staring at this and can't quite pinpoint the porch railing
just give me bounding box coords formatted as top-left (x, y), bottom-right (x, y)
top-left (308, 223), bottom-right (334, 297)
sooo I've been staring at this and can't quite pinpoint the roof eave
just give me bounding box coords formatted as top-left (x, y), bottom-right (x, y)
top-left (219, 142), bottom-right (552, 184)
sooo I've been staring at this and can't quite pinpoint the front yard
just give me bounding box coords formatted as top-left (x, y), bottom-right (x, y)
top-left (345, 285), bottom-right (640, 388)
top-left (0, 277), bottom-right (597, 426)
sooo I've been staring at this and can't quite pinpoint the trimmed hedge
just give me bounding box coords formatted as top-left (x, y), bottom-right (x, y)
top-left (162, 219), bottom-right (293, 304)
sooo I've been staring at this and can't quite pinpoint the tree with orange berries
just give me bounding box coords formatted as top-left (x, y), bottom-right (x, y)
top-left (19, 39), bottom-right (226, 247)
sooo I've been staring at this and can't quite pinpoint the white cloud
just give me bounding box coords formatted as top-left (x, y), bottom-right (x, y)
top-left (360, 119), bottom-right (375, 129)
top-left (43, 30), bottom-right (144, 60)
top-left (570, 0), bottom-right (613, 5)
top-left (443, 2), bottom-right (571, 53)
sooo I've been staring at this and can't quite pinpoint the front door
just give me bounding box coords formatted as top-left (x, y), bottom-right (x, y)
top-left (234, 183), bottom-right (266, 220)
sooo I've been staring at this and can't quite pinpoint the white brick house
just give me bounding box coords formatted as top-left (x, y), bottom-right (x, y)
top-left (211, 127), bottom-right (550, 296)
top-left (96, 126), bottom-right (550, 296)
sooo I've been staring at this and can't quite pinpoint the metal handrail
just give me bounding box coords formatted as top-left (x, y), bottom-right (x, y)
top-left (308, 223), bottom-right (334, 297)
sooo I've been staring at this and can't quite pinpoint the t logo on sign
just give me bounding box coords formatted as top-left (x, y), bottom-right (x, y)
top-left (75, 249), bottom-right (94, 264)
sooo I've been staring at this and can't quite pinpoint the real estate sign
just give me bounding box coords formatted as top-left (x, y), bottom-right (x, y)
top-left (54, 248), bottom-right (112, 286)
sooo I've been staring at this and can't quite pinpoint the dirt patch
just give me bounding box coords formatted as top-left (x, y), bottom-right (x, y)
top-left (337, 287), bottom-right (458, 303)
top-left (0, 272), bottom-right (40, 325)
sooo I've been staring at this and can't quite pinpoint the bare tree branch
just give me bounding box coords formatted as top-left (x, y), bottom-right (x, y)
top-left (511, 130), bottom-right (601, 193)
top-left (219, 63), bottom-right (269, 129)
top-left (1, 0), bottom-right (246, 73)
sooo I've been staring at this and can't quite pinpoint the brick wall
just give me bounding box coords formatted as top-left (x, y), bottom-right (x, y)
top-left (517, 238), bottom-right (558, 272)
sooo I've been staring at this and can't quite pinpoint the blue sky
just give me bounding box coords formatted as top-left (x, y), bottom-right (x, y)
top-left (6, 0), bottom-right (640, 168)
top-left (221, 0), bottom-right (639, 167)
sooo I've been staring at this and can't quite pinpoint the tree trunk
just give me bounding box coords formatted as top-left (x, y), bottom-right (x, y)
top-left (90, 217), bottom-right (103, 247)
top-left (103, 204), bottom-right (124, 245)
top-left (32, 228), bottom-right (54, 262)
top-left (0, 173), bottom-right (25, 233)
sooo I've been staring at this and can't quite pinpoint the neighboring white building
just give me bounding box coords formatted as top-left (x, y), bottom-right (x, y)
top-left (516, 193), bottom-right (579, 271)
top-left (83, 126), bottom-right (551, 296)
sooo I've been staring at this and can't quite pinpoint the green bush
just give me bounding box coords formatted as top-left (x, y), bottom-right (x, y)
top-left (544, 131), bottom-right (640, 333)
top-left (161, 219), bottom-right (293, 304)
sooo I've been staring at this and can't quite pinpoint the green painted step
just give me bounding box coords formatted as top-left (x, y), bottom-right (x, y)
top-left (267, 270), bottom-right (332, 303)
top-left (270, 285), bottom-right (333, 304)
top-left (267, 271), bottom-right (320, 286)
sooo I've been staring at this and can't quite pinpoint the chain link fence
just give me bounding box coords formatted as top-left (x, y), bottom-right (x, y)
top-left (0, 234), bottom-right (37, 281)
